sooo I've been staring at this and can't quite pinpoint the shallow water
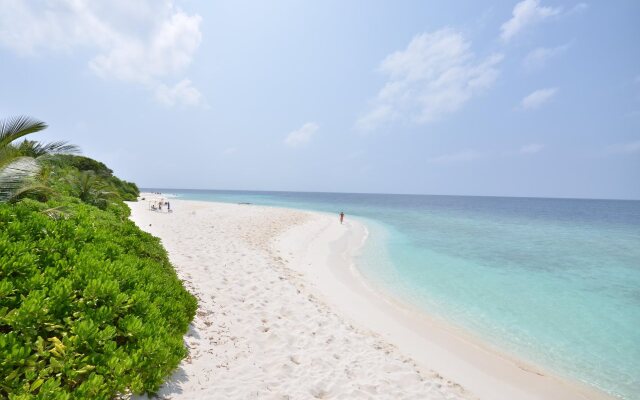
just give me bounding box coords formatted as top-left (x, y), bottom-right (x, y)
top-left (148, 189), bottom-right (640, 399)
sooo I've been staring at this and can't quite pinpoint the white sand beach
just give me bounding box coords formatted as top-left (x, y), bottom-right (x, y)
top-left (128, 195), bottom-right (612, 400)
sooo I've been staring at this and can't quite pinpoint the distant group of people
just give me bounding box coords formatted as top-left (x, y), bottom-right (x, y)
top-left (151, 200), bottom-right (171, 213)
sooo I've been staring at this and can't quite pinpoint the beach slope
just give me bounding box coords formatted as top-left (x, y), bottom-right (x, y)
top-left (128, 197), bottom-right (471, 399)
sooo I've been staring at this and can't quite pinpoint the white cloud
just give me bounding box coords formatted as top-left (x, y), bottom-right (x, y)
top-left (606, 141), bottom-right (640, 155)
top-left (284, 122), bottom-right (319, 147)
top-left (429, 149), bottom-right (483, 164)
top-left (356, 29), bottom-right (503, 131)
top-left (89, 11), bottom-right (202, 83)
top-left (0, 0), bottom-right (203, 107)
top-left (356, 105), bottom-right (394, 132)
top-left (523, 44), bottom-right (569, 71)
top-left (501, 0), bottom-right (562, 42)
top-left (521, 88), bottom-right (558, 109)
top-left (154, 79), bottom-right (203, 107)
top-left (520, 143), bottom-right (544, 154)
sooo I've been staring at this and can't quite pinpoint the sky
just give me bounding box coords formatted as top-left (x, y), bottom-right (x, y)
top-left (1, 0), bottom-right (639, 199)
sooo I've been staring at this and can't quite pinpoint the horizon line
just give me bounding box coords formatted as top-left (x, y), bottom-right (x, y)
top-left (140, 187), bottom-right (640, 202)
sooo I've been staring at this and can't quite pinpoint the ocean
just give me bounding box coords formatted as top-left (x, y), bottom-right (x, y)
top-left (147, 189), bottom-right (640, 399)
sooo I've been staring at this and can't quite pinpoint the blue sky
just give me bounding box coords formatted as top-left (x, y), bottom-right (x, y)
top-left (1, 0), bottom-right (639, 199)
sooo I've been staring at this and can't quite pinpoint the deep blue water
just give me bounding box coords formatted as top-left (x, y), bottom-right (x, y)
top-left (146, 189), bottom-right (640, 399)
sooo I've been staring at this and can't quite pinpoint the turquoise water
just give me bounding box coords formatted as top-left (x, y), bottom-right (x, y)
top-left (148, 189), bottom-right (640, 399)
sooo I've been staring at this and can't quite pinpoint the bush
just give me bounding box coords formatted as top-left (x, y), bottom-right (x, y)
top-left (109, 177), bottom-right (139, 202)
top-left (0, 199), bottom-right (197, 398)
top-left (54, 156), bottom-right (113, 176)
top-left (44, 156), bottom-right (140, 202)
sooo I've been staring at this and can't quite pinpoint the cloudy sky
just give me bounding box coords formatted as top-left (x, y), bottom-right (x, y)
top-left (1, 0), bottom-right (639, 199)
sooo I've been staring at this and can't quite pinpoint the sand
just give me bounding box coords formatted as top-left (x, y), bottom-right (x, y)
top-left (127, 195), bottom-right (612, 400)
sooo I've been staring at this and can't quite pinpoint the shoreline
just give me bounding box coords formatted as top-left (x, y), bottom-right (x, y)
top-left (129, 195), bottom-right (614, 399)
top-left (273, 207), bottom-right (615, 400)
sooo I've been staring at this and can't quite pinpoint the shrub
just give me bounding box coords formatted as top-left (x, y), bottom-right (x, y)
top-left (44, 155), bottom-right (140, 202)
top-left (54, 156), bottom-right (113, 176)
top-left (0, 199), bottom-right (197, 398)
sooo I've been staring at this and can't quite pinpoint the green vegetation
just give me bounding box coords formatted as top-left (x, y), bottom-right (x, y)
top-left (53, 155), bottom-right (140, 202)
top-left (0, 116), bottom-right (50, 202)
top-left (45, 155), bottom-right (140, 207)
top-left (0, 117), bottom-right (197, 399)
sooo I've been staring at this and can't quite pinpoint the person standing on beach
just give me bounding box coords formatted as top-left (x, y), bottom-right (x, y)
top-left (340, 212), bottom-right (345, 224)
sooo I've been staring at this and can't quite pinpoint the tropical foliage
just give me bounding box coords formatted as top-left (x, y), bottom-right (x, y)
top-left (0, 117), bottom-right (197, 398)
top-left (16, 140), bottom-right (79, 159)
top-left (0, 116), bottom-right (48, 202)
top-left (47, 155), bottom-right (140, 203)
top-left (0, 116), bottom-right (79, 203)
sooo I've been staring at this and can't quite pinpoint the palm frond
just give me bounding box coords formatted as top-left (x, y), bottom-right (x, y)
top-left (0, 116), bottom-right (47, 148)
top-left (8, 182), bottom-right (54, 203)
top-left (41, 206), bottom-right (71, 220)
top-left (40, 141), bottom-right (80, 155)
top-left (96, 189), bottom-right (119, 199)
top-left (17, 140), bottom-right (80, 158)
top-left (0, 157), bottom-right (40, 202)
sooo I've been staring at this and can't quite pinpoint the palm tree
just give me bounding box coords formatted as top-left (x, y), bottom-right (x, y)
top-left (0, 116), bottom-right (48, 201)
top-left (67, 170), bottom-right (117, 209)
top-left (0, 116), bottom-right (78, 202)
top-left (16, 140), bottom-right (79, 159)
